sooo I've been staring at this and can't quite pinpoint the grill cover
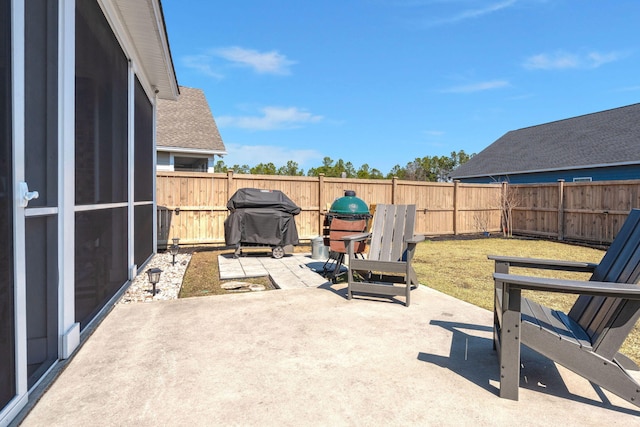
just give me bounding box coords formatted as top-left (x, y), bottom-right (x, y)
top-left (224, 188), bottom-right (300, 246)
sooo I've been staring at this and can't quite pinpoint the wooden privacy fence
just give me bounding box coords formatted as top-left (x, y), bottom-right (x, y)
top-left (510, 179), bottom-right (640, 244)
top-left (156, 172), bottom-right (640, 248)
top-left (156, 171), bottom-right (503, 246)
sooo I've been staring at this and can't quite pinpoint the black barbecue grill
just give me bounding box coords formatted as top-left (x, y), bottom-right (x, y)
top-left (224, 188), bottom-right (300, 258)
top-left (322, 190), bottom-right (371, 281)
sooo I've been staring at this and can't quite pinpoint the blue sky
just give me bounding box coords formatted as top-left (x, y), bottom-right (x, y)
top-left (162, 0), bottom-right (640, 175)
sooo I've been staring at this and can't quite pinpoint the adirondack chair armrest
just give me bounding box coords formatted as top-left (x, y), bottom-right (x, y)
top-left (341, 232), bottom-right (371, 258)
top-left (488, 255), bottom-right (598, 273)
top-left (341, 232), bottom-right (370, 242)
top-left (493, 272), bottom-right (640, 299)
top-left (406, 234), bottom-right (426, 245)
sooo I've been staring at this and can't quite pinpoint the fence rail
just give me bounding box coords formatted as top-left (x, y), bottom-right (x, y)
top-left (156, 172), bottom-right (640, 248)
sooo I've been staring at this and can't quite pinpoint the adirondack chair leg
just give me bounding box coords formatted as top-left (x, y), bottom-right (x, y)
top-left (499, 282), bottom-right (522, 401)
top-left (493, 261), bottom-right (510, 351)
top-left (405, 275), bottom-right (411, 307)
top-left (346, 240), bottom-right (354, 300)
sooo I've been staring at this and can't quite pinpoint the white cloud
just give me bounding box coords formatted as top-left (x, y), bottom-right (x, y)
top-left (587, 51), bottom-right (623, 68)
top-left (441, 80), bottom-right (510, 93)
top-left (213, 46), bottom-right (296, 75)
top-left (615, 85), bottom-right (640, 92)
top-left (427, 0), bottom-right (517, 26)
top-left (223, 143), bottom-right (323, 169)
top-left (523, 50), bottom-right (626, 70)
top-left (451, 0), bottom-right (517, 21)
top-left (181, 55), bottom-right (224, 79)
top-left (216, 106), bottom-right (323, 130)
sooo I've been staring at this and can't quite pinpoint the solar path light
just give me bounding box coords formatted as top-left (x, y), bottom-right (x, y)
top-left (169, 244), bottom-right (179, 266)
top-left (146, 268), bottom-right (162, 295)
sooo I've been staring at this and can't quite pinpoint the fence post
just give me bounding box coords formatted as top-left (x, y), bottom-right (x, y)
top-left (501, 181), bottom-right (508, 236)
top-left (318, 173), bottom-right (325, 236)
top-left (453, 180), bottom-right (460, 235)
top-left (226, 170), bottom-right (234, 202)
top-left (392, 176), bottom-right (398, 204)
top-left (557, 179), bottom-right (565, 241)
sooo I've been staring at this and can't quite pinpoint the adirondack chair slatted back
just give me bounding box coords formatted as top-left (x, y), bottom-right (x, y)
top-left (367, 204), bottom-right (416, 262)
top-left (568, 209), bottom-right (640, 355)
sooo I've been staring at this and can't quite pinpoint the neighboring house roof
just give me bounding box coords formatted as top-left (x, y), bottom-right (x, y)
top-left (451, 103), bottom-right (640, 179)
top-left (156, 86), bottom-right (227, 154)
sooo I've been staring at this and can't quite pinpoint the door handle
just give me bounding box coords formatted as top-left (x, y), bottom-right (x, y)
top-left (18, 182), bottom-right (39, 207)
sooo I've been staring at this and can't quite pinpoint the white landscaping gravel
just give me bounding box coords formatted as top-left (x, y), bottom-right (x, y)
top-left (118, 251), bottom-right (192, 304)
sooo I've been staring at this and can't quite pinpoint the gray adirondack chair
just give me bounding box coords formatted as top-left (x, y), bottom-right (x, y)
top-left (342, 204), bottom-right (425, 307)
top-left (489, 208), bottom-right (640, 407)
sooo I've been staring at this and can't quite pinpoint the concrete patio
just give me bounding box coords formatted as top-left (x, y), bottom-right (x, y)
top-left (15, 254), bottom-right (640, 426)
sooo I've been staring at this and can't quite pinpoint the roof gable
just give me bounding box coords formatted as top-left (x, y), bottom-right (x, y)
top-left (156, 86), bottom-right (227, 153)
top-left (452, 103), bottom-right (640, 179)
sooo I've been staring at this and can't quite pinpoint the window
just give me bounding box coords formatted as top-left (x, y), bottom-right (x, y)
top-left (75, 208), bottom-right (128, 328)
top-left (74, 0), bottom-right (129, 328)
top-left (133, 77), bottom-right (154, 267)
top-left (134, 77), bottom-right (153, 202)
top-left (134, 204), bottom-right (153, 267)
top-left (75, 0), bottom-right (128, 206)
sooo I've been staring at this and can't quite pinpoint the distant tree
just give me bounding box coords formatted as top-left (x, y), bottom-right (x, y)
top-left (389, 150), bottom-right (475, 182)
top-left (453, 150), bottom-right (473, 165)
top-left (277, 160), bottom-right (304, 176)
top-left (211, 149), bottom-right (473, 179)
top-left (307, 156), bottom-right (333, 176)
top-left (440, 150), bottom-right (474, 181)
top-left (250, 162), bottom-right (277, 175)
top-left (307, 157), bottom-right (355, 177)
top-left (334, 159), bottom-right (356, 178)
top-left (356, 164), bottom-right (383, 179)
top-left (231, 164), bottom-right (251, 174)
top-left (386, 164), bottom-right (406, 179)
top-left (213, 160), bottom-right (251, 174)
top-left (213, 159), bottom-right (227, 173)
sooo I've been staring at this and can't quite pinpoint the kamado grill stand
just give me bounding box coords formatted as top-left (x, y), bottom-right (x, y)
top-left (322, 190), bottom-right (371, 282)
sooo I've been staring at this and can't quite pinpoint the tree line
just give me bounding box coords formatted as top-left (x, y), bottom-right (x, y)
top-left (213, 150), bottom-right (473, 182)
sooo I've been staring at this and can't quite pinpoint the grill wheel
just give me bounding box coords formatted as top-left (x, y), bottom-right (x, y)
top-left (272, 246), bottom-right (285, 259)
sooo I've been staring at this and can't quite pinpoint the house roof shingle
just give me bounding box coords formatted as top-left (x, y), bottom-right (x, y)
top-left (451, 103), bottom-right (640, 179)
top-left (156, 86), bottom-right (226, 153)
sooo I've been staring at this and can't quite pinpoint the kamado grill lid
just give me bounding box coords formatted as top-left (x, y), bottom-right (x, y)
top-left (329, 190), bottom-right (369, 215)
